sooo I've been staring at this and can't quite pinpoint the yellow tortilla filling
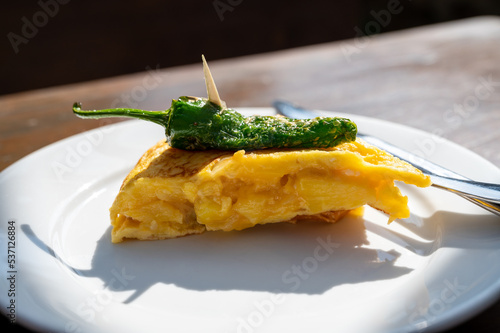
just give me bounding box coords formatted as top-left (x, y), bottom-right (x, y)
top-left (109, 138), bottom-right (431, 242)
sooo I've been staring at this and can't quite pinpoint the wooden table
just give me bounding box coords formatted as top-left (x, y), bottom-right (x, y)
top-left (1, 16), bottom-right (499, 332)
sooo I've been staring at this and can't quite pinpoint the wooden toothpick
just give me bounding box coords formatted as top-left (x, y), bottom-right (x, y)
top-left (202, 55), bottom-right (226, 109)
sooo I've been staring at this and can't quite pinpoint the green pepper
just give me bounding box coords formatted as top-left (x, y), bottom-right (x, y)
top-left (72, 96), bottom-right (357, 150)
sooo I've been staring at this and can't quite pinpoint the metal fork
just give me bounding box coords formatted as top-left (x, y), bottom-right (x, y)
top-left (273, 100), bottom-right (500, 217)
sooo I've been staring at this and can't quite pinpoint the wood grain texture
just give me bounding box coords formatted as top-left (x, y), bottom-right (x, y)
top-left (1, 16), bottom-right (499, 173)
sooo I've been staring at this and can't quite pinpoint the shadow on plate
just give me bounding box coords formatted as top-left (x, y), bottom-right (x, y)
top-left (21, 212), bottom-right (414, 303)
top-left (21, 209), bottom-right (500, 304)
top-left (23, 209), bottom-right (499, 304)
top-left (367, 210), bottom-right (500, 257)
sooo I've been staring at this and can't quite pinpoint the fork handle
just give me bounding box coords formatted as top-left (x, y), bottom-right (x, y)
top-left (458, 195), bottom-right (500, 217)
top-left (430, 174), bottom-right (500, 204)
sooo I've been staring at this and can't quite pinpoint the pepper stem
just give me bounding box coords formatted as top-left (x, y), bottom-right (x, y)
top-left (72, 102), bottom-right (170, 127)
top-left (202, 55), bottom-right (226, 109)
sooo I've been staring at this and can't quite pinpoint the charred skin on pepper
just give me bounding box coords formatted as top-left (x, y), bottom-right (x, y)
top-left (73, 97), bottom-right (357, 151)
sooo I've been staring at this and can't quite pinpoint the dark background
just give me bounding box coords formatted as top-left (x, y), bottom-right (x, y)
top-left (2, 0), bottom-right (500, 96)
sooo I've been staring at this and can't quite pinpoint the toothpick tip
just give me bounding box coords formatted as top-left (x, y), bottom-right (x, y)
top-left (202, 55), bottom-right (226, 109)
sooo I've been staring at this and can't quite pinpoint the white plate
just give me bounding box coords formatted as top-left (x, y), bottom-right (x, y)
top-left (1, 108), bottom-right (500, 333)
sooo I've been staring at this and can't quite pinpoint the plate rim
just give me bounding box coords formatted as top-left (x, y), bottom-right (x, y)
top-left (1, 108), bottom-right (500, 333)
